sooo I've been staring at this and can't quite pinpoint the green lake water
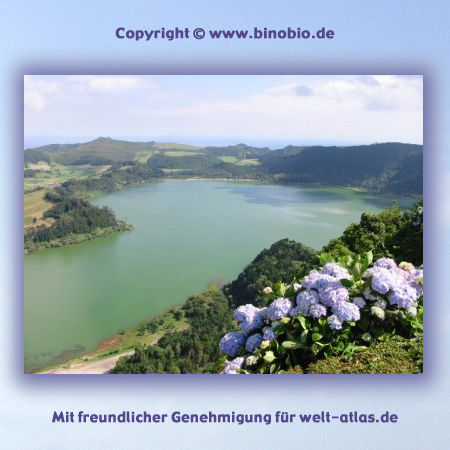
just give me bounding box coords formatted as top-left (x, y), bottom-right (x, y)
top-left (24, 180), bottom-right (412, 371)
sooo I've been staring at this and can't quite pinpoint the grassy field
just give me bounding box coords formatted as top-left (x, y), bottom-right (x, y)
top-left (164, 151), bottom-right (203, 157)
top-left (24, 190), bottom-right (51, 227)
top-left (134, 150), bottom-right (158, 163)
top-left (218, 156), bottom-right (260, 166)
top-left (153, 143), bottom-right (201, 151)
top-left (24, 163), bottom-right (101, 191)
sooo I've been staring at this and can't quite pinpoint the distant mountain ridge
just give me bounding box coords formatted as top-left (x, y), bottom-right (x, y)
top-left (24, 138), bottom-right (423, 195)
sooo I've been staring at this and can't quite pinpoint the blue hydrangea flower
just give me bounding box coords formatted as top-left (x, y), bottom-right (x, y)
top-left (327, 314), bottom-right (343, 330)
top-left (296, 289), bottom-right (320, 314)
top-left (309, 303), bottom-right (327, 318)
top-left (318, 284), bottom-right (349, 308)
top-left (221, 357), bottom-right (245, 374)
top-left (233, 304), bottom-right (264, 334)
top-left (374, 258), bottom-right (397, 270)
top-left (219, 331), bottom-right (246, 357)
top-left (321, 263), bottom-right (352, 280)
top-left (267, 297), bottom-right (293, 320)
top-left (245, 333), bottom-right (263, 352)
top-left (302, 271), bottom-right (337, 291)
top-left (262, 327), bottom-right (276, 342)
top-left (333, 301), bottom-right (360, 322)
top-left (387, 284), bottom-right (418, 309)
top-left (352, 297), bottom-right (366, 308)
top-left (366, 267), bottom-right (393, 294)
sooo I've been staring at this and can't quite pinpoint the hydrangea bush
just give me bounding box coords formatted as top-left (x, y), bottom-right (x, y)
top-left (219, 252), bottom-right (423, 374)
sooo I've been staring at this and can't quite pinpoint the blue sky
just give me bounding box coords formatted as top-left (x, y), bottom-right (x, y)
top-left (1, 1), bottom-right (450, 449)
top-left (24, 74), bottom-right (423, 148)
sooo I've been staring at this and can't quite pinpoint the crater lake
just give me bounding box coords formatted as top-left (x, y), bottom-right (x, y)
top-left (24, 180), bottom-right (413, 372)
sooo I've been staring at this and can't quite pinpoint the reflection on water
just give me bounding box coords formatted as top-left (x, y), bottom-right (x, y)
top-left (217, 182), bottom-right (413, 211)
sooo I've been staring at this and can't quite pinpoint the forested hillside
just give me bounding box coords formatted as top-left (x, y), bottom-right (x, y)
top-left (113, 201), bottom-right (423, 374)
top-left (114, 290), bottom-right (234, 374)
top-left (261, 142), bottom-right (423, 195)
top-left (25, 138), bottom-right (423, 196)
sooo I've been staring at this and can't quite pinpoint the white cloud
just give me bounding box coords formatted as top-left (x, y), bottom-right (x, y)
top-left (65, 75), bottom-right (159, 92)
top-left (24, 75), bottom-right (423, 144)
top-left (24, 75), bottom-right (60, 111)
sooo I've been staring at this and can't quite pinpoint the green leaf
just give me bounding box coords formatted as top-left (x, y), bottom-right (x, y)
top-left (270, 363), bottom-right (278, 374)
top-left (273, 324), bottom-right (285, 335)
top-left (352, 262), bottom-right (363, 280)
top-left (365, 250), bottom-right (373, 267)
top-left (300, 329), bottom-right (309, 345)
top-left (311, 332), bottom-right (323, 342)
top-left (340, 278), bottom-right (353, 288)
top-left (282, 341), bottom-right (298, 350)
top-left (278, 283), bottom-right (287, 296)
top-left (318, 253), bottom-right (327, 266)
top-left (263, 351), bottom-right (276, 363)
top-left (297, 316), bottom-right (307, 330)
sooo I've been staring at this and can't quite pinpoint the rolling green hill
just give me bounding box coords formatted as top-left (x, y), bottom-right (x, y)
top-left (24, 138), bottom-right (423, 195)
top-left (261, 142), bottom-right (422, 194)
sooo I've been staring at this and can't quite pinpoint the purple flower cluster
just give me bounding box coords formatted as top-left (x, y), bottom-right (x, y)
top-left (364, 259), bottom-right (423, 309)
top-left (219, 256), bottom-right (423, 373)
top-left (333, 302), bottom-right (360, 321)
top-left (219, 331), bottom-right (246, 357)
top-left (321, 263), bottom-right (352, 280)
top-left (267, 297), bottom-right (293, 320)
top-left (246, 333), bottom-right (263, 352)
top-left (220, 357), bottom-right (244, 374)
top-left (327, 315), bottom-right (342, 330)
top-left (263, 327), bottom-right (276, 342)
top-left (234, 304), bottom-right (265, 333)
top-left (291, 264), bottom-right (356, 326)
top-left (219, 296), bottom-right (295, 369)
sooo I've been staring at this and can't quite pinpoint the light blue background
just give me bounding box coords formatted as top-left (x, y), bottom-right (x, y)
top-left (1, 1), bottom-right (448, 448)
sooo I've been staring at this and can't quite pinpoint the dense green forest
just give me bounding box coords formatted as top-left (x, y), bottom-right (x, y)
top-left (24, 183), bottom-right (133, 252)
top-left (61, 162), bottom-right (164, 197)
top-left (260, 143), bottom-right (422, 195)
top-left (24, 197), bottom-right (128, 249)
top-left (224, 239), bottom-right (317, 308)
top-left (203, 143), bottom-right (270, 159)
top-left (148, 153), bottom-right (222, 170)
top-left (114, 290), bottom-right (234, 374)
top-left (112, 201), bottom-right (423, 374)
top-left (25, 138), bottom-right (423, 196)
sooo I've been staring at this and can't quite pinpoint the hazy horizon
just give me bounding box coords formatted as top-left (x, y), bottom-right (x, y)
top-left (25, 75), bottom-right (423, 148)
top-left (23, 135), bottom-right (423, 151)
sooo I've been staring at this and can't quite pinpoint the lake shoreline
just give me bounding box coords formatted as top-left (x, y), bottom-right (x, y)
top-left (25, 181), bottom-right (416, 373)
top-left (24, 221), bottom-right (134, 255)
top-left (31, 292), bottom-right (198, 374)
top-left (24, 177), bottom-right (417, 254)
